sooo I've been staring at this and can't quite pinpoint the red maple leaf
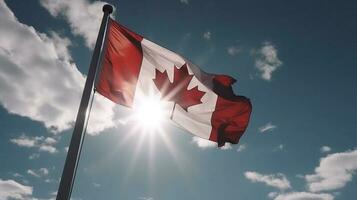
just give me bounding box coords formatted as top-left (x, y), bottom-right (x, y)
top-left (153, 64), bottom-right (205, 111)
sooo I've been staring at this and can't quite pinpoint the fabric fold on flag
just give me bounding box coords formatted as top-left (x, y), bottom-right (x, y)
top-left (96, 18), bottom-right (252, 147)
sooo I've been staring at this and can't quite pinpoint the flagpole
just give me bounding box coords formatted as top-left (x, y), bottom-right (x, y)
top-left (56, 4), bottom-right (113, 200)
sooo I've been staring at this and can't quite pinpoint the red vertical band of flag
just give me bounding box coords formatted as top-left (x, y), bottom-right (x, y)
top-left (210, 75), bottom-right (252, 146)
top-left (96, 19), bottom-right (143, 107)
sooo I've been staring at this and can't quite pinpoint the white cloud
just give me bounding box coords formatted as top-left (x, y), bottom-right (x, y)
top-left (320, 146), bottom-right (331, 153)
top-left (28, 153), bottom-right (40, 160)
top-left (259, 122), bottom-right (277, 133)
top-left (39, 144), bottom-right (57, 153)
top-left (191, 136), bottom-right (232, 150)
top-left (44, 137), bottom-right (57, 144)
top-left (11, 134), bottom-right (58, 153)
top-left (9, 136), bottom-right (40, 148)
top-left (244, 171), bottom-right (291, 190)
top-left (203, 31), bottom-right (211, 40)
top-left (92, 182), bottom-right (101, 188)
top-left (12, 173), bottom-right (23, 178)
top-left (268, 192), bottom-right (279, 199)
top-left (44, 179), bottom-right (53, 183)
top-left (305, 149), bottom-right (357, 192)
top-left (273, 192), bottom-right (334, 200)
top-left (40, 0), bottom-right (107, 48)
top-left (254, 42), bottom-right (282, 81)
top-left (227, 46), bottom-right (242, 56)
top-left (0, 179), bottom-right (33, 200)
top-left (138, 197), bottom-right (154, 200)
top-left (179, 0), bottom-right (189, 4)
top-left (26, 170), bottom-right (39, 178)
top-left (41, 168), bottom-right (50, 175)
top-left (275, 144), bottom-right (284, 151)
top-left (192, 136), bottom-right (216, 149)
top-left (295, 174), bottom-right (304, 179)
top-left (27, 168), bottom-right (49, 178)
top-left (237, 144), bottom-right (246, 152)
top-left (0, 0), bottom-right (117, 134)
top-left (221, 143), bottom-right (232, 150)
top-left (263, 149), bottom-right (357, 200)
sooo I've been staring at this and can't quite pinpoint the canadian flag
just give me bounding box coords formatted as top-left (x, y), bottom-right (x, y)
top-left (96, 19), bottom-right (252, 147)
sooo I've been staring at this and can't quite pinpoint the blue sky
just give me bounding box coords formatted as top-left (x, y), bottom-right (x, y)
top-left (1, 0), bottom-right (357, 200)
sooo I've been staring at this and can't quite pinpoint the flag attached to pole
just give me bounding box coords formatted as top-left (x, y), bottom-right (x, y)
top-left (96, 19), bottom-right (252, 147)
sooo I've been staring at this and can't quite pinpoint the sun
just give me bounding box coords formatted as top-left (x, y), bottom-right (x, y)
top-left (131, 93), bottom-right (166, 131)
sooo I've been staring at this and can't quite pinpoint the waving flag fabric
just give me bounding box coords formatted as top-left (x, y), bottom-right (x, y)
top-left (96, 18), bottom-right (252, 147)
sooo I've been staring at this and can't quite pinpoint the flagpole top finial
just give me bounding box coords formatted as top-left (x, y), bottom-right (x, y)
top-left (103, 4), bottom-right (113, 14)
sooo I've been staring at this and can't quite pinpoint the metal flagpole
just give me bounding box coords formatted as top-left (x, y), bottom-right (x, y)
top-left (56, 4), bottom-right (113, 200)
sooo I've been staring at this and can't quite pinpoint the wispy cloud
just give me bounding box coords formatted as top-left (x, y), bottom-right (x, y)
top-left (10, 136), bottom-right (40, 148)
top-left (320, 146), bottom-right (332, 153)
top-left (254, 42), bottom-right (282, 81)
top-left (12, 173), bottom-right (23, 178)
top-left (50, 191), bottom-right (57, 196)
top-left (39, 144), bottom-right (57, 153)
top-left (203, 31), bottom-right (211, 40)
top-left (0, 179), bottom-right (33, 200)
top-left (44, 137), bottom-right (56, 144)
top-left (305, 149), bottom-right (357, 192)
top-left (10, 134), bottom-right (58, 154)
top-left (272, 192), bottom-right (334, 200)
top-left (179, 0), bottom-right (189, 5)
top-left (268, 192), bottom-right (279, 199)
top-left (274, 144), bottom-right (284, 151)
top-left (237, 144), bottom-right (247, 152)
top-left (93, 182), bottom-right (101, 188)
top-left (11, 173), bottom-right (29, 185)
top-left (28, 153), bottom-right (40, 160)
top-left (138, 197), bottom-right (154, 200)
top-left (259, 122), bottom-right (277, 133)
top-left (227, 46), bottom-right (242, 56)
top-left (27, 168), bottom-right (49, 178)
top-left (244, 171), bottom-right (291, 190)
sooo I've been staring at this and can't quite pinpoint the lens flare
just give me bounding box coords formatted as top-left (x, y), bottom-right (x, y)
top-left (132, 94), bottom-right (164, 130)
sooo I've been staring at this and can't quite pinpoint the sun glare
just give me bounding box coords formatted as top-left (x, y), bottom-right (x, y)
top-left (112, 90), bottom-right (187, 185)
top-left (132, 94), bottom-right (165, 130)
